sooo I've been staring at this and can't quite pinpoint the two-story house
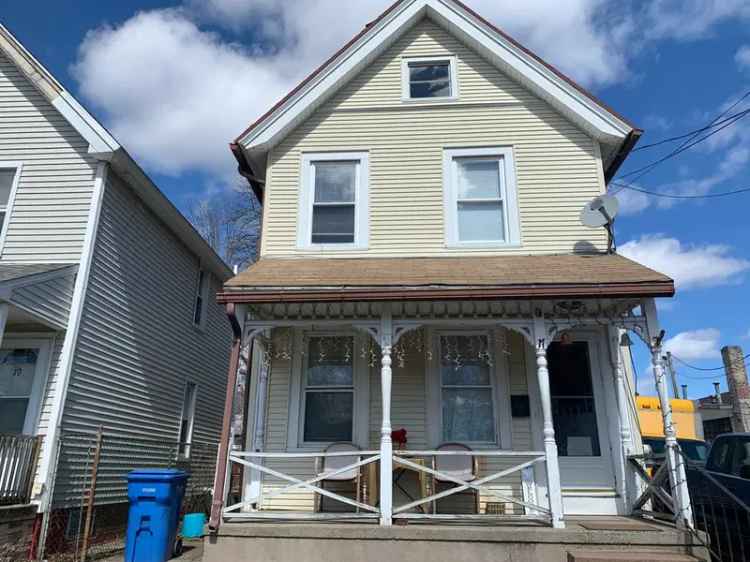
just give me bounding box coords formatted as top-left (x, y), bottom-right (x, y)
top-left (0, 24), bottom-right (233, 558)
top-left (208, 1), bottom-right (703, 560)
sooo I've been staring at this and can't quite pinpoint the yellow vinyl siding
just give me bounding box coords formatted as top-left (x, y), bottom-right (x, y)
top-left (261, 19), bottom-right (607, 258)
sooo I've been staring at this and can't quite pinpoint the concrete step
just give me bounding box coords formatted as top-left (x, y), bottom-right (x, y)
top-left (567, 551), bottom-right (702, 562)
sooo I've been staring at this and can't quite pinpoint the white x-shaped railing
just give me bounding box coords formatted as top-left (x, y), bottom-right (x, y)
top-left (224, 450), bottom-right (381, 518)
top-left (391, 450), bottom-right (549, 519)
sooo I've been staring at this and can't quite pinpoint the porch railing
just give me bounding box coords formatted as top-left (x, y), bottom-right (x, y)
top-left (0, 433), bottom-right (41, 506)
top-left (224, 449), bottom-right (549, 524)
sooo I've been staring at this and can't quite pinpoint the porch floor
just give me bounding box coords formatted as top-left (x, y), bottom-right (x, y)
top-left (205, 517), bottom-right (708, 562)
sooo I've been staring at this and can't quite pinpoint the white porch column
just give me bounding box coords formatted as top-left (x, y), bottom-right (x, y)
top-left (246, 334), bottom-right (270, 506)
top-left (0, 303), bottom-right (8, 350)
top-left (379, 306), bottom-right (393, 526)
top-left (609, 326), bottom-right (634, 504)
top-left (532, 317), bottom-right (565, 529)
top-left (643, 299), bottom-right (693, 529)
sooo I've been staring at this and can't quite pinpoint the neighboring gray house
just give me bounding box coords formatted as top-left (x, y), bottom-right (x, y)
top-left (0, 24), bottom-right (233, 555)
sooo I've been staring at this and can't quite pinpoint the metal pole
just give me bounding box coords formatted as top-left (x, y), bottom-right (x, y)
top-left (664, 352), bottom-right (680, 398)
top-left (80, 427), bottom-right (103, 562)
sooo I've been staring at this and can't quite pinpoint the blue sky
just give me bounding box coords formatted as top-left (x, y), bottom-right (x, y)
top-left (3, 0), bottom-right (750, 399)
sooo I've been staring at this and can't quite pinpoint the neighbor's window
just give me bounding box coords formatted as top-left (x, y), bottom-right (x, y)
top-left (193, 270), bottom-right (207, 326)
top-left (0, 167), bottom-right (19, 230)
top-left (0, 349), bottom-right (39, 434)
top-left (547, 342), bottom-right (601, 457)
top-left (439, 335), bottom-right (496, 443)
top-left (299, 153), bottom-right (369, 249)
top-left (444, 148), bottom-right (519, 246)
top-left (178, 382), bottom-right (197, 457)
top-left (403, 57), bottom-right (457, 100)
top-left (302, 336), bottom-right (355, 442)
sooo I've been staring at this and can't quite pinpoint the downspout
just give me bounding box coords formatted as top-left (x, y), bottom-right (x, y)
top-left (209, 302), bottom-right (243, 532)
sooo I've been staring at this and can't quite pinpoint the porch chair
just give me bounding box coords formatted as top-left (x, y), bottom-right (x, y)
top-left (314, 442), bottom-right (363, 513)
top-left (432, 443), bottom-right (480, 515)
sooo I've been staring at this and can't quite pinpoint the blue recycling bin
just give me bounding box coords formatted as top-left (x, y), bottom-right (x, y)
top-left (125, 469), bottom-right (188, 562)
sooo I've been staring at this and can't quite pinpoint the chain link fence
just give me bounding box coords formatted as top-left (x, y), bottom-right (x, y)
top-left (41, 431), bottom-right (218, 562)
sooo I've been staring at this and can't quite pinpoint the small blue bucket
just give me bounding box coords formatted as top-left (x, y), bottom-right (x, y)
top-left (182, 513), bottom-right (206, 538)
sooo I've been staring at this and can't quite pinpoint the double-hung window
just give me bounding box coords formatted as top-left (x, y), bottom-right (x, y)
top-left (193, 270), bottom-right (207, 326)
top-left (298, 153), bottom-right (369, 249)
top-left (0, 164), bottom-right (21, 233)
top-left (402, 57), bottom-right (458, 101)
top-left (178, 382), bottom-right (197, 458)
top-left (438, 334), bottom-right (497, 443)
top-left (303, 336), bottom-right (355, 443)
top-left (443, 147), bottom-right (520, 247)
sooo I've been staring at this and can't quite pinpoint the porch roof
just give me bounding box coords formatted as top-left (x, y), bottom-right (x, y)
top-left (220, 254), bottom-right (674, 304)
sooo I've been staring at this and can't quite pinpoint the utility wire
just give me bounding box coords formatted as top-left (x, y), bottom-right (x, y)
top-left (610, 181), bottom-right (750, 199)
top-left (632, 108), bottom-right (750, 152)
top-left (671, 353), bottom-right (750, 373)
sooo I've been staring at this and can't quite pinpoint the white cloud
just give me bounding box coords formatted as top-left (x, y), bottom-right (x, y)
top-left (619, 235), bottom-right (750, 290)
top-left (737, 45), bottom-right (750, 70)
top-left (663, 329), bottom-right (721, 361)
top-left (72, 0), bottom-right (750, 178)
top-left (616, 187), bottom-right (651, 216)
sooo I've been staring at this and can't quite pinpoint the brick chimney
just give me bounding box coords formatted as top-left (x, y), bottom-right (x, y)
top-left (721, 346), bottom-right (750, 432)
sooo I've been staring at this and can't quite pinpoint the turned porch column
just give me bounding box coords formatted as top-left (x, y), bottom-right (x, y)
top-left (609, 326), bottom-right (634, 504)
top-left (643, 299), bottom-right (693, 529)
top-left (532, 317), bottom-right (565, 529)
top-left (379, 306), bottom-right (394, 526)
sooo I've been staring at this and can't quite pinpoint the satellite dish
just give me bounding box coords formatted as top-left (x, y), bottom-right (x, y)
top-left (580, 194), bottom-right (619, 253)
top-left (580, 194), bottom-right (619, 228)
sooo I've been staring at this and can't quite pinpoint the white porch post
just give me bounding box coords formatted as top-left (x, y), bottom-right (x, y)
top-left (532, 317), bottom-right (565, 529)
top-left (246, 333), bottom-right (270, 506)
top-left (609, 326), bottom-right (634, 504)
top-left (379, 305), bottom-right (394, 526)
top-left (643, 299), bottom-right (693, 529)
top-left (0, 303), bottom-right (8, 349)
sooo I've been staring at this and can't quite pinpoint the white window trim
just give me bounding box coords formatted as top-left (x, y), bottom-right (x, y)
top-left (442, 146), bottom-right (521, 248)
top-left (401, 55), bottom-right (459, 103)
top-left (0, 336), bottom-right (53, 436)
top-left (297, 152), bottom-right (369, 251)
top-left (287, 329), bottom-right (370, 451)
top-left (426, 329), bottom-right (512, 449)
top-left (178, 381), bottom-right (198, 458)
top-left (0, 162), bottom-right (23, 256)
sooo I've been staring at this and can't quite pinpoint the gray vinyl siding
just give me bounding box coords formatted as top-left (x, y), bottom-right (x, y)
top-left (0, 51), bottom-right (96, 263)
top-left (53, 169), bottom-right (232, 503)
top-left (10, 272), bottom-right (75, 328)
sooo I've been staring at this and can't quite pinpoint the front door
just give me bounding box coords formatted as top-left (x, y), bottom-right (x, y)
top-left (0, 339), bottom-right (51, 435)
top-left (546, 338), bottom-right (618, 514)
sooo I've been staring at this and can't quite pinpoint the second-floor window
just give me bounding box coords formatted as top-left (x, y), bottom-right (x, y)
top-left (443, 147), bottom-right (520, 247)
top-left (0, 165), bottom-right (20, 231)
top-left (298, 152), bottom-right (369, 250)
top-left (402, 57), bottom-right (458, 101)
top-left (193, 270), bottom-right (207, 326)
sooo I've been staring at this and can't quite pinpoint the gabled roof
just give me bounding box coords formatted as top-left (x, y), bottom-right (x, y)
top-left (0, 24), bottom-right (232, 280)
top-left (232, 0), bottom-right (641, 196)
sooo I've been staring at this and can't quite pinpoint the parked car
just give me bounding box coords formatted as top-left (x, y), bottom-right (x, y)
top-left (642, 436), bottom-right (710, 467)
top-left (687, 433), bottom-right (750, 562)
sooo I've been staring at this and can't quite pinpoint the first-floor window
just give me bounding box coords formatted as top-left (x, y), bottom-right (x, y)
top-left (303, 336), bottom-right (355, 443)
top-left (439, 334), bottom-right (496, 443)
top-left (547, 342), bottom-right (601, 457)
top-left (0, 349), bottom-right (39, 434)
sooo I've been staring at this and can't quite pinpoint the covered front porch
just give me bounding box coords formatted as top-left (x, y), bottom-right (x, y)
top-left (208, 254), bottom-right (697, 559)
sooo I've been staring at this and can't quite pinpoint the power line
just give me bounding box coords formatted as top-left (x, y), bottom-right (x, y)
top-left (633, 108), bottom-right (750, 152)
top-left (671, 353), bottom-right (750, 373)
top-left (611, 181), bottom-right (750, 199)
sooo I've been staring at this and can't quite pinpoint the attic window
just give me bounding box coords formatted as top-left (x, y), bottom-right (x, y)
top-left (402, 57), bottom-right (458, 101)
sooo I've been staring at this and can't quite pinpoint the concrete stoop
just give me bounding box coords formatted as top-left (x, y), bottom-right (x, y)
top-left (204, 521), bottom-right (709, 562)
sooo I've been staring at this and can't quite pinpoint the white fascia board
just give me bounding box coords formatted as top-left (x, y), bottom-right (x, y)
top-left (238, 0), bottom-right (425, 150)
top-left (430, 0), bottom-right (631, 140)
top-left (240, 0), bottom-right (632, 155)
top-left (51, 91), bottom-right (120, 157)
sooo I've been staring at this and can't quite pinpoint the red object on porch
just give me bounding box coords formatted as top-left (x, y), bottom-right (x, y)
top-left (392, 428), bottom-right (407, 449)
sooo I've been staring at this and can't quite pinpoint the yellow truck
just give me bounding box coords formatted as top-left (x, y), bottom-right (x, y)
top-left (636, 396), bottom-right (708, 463)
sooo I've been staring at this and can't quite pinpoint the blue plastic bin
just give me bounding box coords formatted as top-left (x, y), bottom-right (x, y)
top-left (125, 469), bottom-right (188, 562)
